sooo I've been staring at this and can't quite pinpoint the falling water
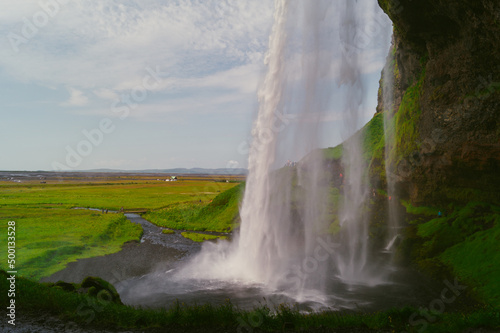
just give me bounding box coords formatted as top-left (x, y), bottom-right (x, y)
top-left (174, 0), bottom-right (393, 305)
top-left (382, 37), bottom-right (401, 252)
top-left (332, 1), bottom-right (372, 284)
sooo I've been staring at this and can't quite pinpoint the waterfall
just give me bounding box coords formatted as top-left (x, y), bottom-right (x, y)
top-left (333, 1), bottom-right (371, 284)
top-left (382, 38), bottom-right (400, 252)
top-left (175, 0), bottom-right (393, 304)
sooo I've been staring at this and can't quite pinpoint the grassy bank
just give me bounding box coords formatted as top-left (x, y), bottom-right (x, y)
top-left (144, 182), bottom-right (244, 232)
top-left (1, 271), bottom-right (498, 332)
top-left (0, 207), bottom-right (142, 280)
top-left (181, 231), bottom-right (228, 242)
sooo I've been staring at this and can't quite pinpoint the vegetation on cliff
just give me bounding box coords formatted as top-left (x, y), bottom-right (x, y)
top-left (401, 201), bottom-right (500, 307)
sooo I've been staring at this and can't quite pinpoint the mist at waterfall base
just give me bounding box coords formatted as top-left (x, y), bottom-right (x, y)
top-left (117, 1), bottom-right (434, 311)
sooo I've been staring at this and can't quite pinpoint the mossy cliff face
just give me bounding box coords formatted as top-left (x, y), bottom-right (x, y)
top-left (378, 0), bottom-right (500, 206)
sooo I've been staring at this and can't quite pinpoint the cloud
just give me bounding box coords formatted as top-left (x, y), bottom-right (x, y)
top-left (191, 63), bottom-right (263, 94)
top-left (225, 160), bottom-right (240, 169)
top-left (61, 87), bottom-right (89, 107)
top-left (0, 0), bottom-right (276, 128)
top-left (0, 0), bottom-right (273, 92)
top-left (93, 88), bottom-right (118, 101)
top-left (0, 0), bottom-right (389, 124)
top-left (70, 86), bottom-right (253, 122)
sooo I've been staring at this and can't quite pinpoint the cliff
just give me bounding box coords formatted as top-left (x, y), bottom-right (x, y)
top-left (377, 0), bottom-right (500, 206)
top-left (372, 0), bottom-right (500, 306)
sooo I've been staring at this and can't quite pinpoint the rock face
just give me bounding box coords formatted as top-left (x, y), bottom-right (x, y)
top-left (378, 0), bottom-right (500, 205)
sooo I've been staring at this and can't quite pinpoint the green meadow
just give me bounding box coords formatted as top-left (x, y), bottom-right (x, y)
top-left (0, 179), bottom-right (236, 210)
top-left (181, 231), bottom-right (228, 242)
top-left (0, 207), bottom-right (142, 279)
top-left (144, 182), bottom-right (244, 232)
top-left (0, 176), bottom-right (240, 280)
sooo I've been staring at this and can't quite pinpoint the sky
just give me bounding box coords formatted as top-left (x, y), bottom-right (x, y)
top-left (0, 0), bottom-right (392, 171)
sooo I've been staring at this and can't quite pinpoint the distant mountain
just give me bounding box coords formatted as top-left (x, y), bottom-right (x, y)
top-left (81, 168), bottom-right (248, 175)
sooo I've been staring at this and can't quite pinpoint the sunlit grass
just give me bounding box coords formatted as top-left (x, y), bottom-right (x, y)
top-left (144, 183), bottom-right (244, 232)
top-left (0, 206), bottom-right (142, 280)
top-left (181, 231), bottom-right (227, 242)
top-left (0, 179), bottom-right (238, 280)
top-left (0, 180), bottom-right (237, 211)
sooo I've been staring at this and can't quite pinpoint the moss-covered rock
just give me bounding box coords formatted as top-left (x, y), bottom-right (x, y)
top-left (376, 0), bottom-right (500, 206)
top-left (370, 1), bottom-right (500, 307)
top-left (81, 276), bottom-right (122, 305)
top-left (54, 280), bottom-right (77, 293)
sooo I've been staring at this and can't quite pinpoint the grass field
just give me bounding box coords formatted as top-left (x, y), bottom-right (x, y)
top-left (0, 179), bottom-right (237, 211)
top-left (0, 207), bottom-right (142, 280)
top-left (181, 231), bottom-right (228, 242)
top-left (0, 173), bottom-right (241, 280)
top-left (144, 182), bottom-right (244, 232)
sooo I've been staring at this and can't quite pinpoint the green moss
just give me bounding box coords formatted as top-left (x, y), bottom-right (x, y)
top-left (377, 0), bottom-right (397, 15)
top-left (362, 112), bottom-right (385, 161)
top-left (161, 229), bottom-right (175, 234)
top-left (417, 218), bottom-right (446, 237)
top-left (323, 110), bottom-right (385, 167)
top-left (417, 202), bottom-right (497, 256)
top-left (328, 217), bottom-right (341, 235)
top-left (440, 217), bottom-right (500, 306)
top-left (393, 54), bottom-right (400, 82)
top-left (405, 201), bottom-right (500, 307)
top-left (324, 144), bottom-right (343, 160)
top-left (402, 200), bottom-right (440, 216)
top-left (393, 70), bottom-right (425, 164)
top-left (81, 276), bottom-right (122, 304)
